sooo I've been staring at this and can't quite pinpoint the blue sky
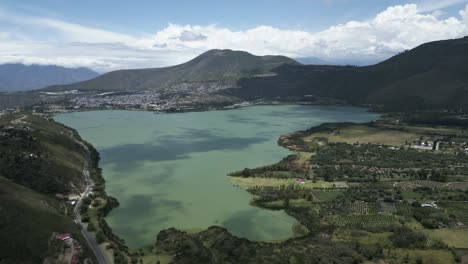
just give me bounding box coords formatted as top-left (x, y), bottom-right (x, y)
top-left (3, 0), bottom-right (467, 33)
top-left (0, 0), bottom-right (467, 71)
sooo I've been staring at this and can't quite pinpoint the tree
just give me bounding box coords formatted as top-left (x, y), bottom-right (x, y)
top-left (87, 222), bottom-right (96, 232)
top-left (389, 227), bottom-right (427, 248)
top-left (95, 231), bottom-right (106, 244)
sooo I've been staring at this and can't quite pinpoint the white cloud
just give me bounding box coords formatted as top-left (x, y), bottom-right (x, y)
top-left (460, 4), bottom-right (468, 23)
top-left (0, 3), bottom-right (467, 71)
top-left (418, 0), bottom-right (467, 12)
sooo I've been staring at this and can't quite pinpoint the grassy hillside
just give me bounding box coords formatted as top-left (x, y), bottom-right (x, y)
top-left (0, 113), bottom-right (96, 263)
top-left (233, 36), bottom-right (468, 111)
top-left (45, 49), bottom-right (299, 92)
top-left (0, 113), bottom-right (85, 195)
top-left (0, 176), bottom-right (82, 264)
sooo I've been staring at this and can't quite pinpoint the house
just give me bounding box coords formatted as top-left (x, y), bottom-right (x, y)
top-left (56, 233), bottom-right (71, 241)
top-left (411, 141), bottom-right (434, 150)
top-left (296, 178), bottom-right (306, 184)
top-left (421, 201), bottom-right (438, 208)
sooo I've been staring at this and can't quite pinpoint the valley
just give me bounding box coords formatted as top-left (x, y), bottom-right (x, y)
top-left (0, 33), bottom-right (468, 264)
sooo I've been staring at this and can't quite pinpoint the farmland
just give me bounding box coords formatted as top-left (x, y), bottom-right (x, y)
top-left (423, 229), bottom-right (468, 248)
top-left (228, 112), bottom-right (468, 262)
top-left (228, 176), bottom-right (348, 189)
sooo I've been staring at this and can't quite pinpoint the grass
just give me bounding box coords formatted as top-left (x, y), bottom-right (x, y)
top-left (333, 229), bottom-right (393, 247)
top-left (423, 228), bottom-right (468, 248)
top-left (324, 214), bottom-right (398, 229)
top-left (380, 123), bottom-right (466, 137)
top-left (385, 249), bottom-right (456, 264)
top-left (303, 124), bottom-right (421, 146)
top-left (228, 176), bottom-right (348, 189)
top-left (311, 190), bottom-right (344, 202)
top-left (0, 176), bottom-right (82, 263)
top-left (402, 191), bottom-right (423, 200)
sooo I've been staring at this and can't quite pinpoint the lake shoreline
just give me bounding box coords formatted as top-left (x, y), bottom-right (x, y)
top-left (54, 105), bottom-right (378, 254)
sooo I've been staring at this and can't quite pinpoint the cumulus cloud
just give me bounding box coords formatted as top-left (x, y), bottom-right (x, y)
top-left (0, 3), bottom-right (467, 71)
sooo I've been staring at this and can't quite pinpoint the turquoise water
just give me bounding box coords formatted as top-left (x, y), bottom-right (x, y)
top-left (56, 105), bottom-right (379, 248)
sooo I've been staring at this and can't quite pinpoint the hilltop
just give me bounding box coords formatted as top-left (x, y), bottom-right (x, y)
top-left (2, 37), bottom-right (468, 111)
top-left (45, 49), bottom-right (299, 92)
top-left (233, 36), bottom-right (468, 111)
top-left (0, 64), bottom-right (99, 92)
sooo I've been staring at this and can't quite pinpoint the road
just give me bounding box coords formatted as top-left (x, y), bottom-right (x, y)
top-left (73, 143), bottom-right (109, 264)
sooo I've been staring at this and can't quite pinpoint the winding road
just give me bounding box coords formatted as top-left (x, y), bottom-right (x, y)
top-left (73, 143), bottom-right (109, 264)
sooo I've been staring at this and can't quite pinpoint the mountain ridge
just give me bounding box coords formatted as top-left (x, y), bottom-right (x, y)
top-left (45, 49), bottom-right (300, 92)
top-left (232, 36), bottom-right (468, 110)
top-left (0, 64), bottom-right (99, 92)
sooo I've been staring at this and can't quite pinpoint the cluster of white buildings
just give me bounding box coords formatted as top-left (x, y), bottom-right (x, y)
top-left (411, 141), bottom-right (435, 150)
top-left (69, 91), bottom-right (176, 110)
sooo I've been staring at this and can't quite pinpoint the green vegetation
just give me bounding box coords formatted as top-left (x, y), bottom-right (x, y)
top-left (0, 113), bottom-right (96, 263)
top-left (0, 176), bottom-right (84, 263)
top-left (236, 36), bottom-right (468, 111)
top-left (79, 140), bottom-right (131, 264)
top-left (222, 112), bottom-right (468, 263)
top-left (423, 229), bottom-right (468, 248)
top-left (2, 108), bottom-right (468, 263)
top-left (46, 49), bottom-right (299, 92)
top-left (0, 114), bottom-right (85, 194)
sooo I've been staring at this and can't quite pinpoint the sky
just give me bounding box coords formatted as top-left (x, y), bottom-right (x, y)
top-left (0, 0), bottom-right (467, 72)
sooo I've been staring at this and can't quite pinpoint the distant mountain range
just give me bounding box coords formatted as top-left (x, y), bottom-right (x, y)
top-left (234, 36), bottom-right (468, 111)
top-left (0, 64), bottom-right (99, 92)
top-left (3, 37), bottom-right (468, 111)
top-left (294, 57), bottom-right (330, 65)
top-left (45, 49), bottom-right (299, 92)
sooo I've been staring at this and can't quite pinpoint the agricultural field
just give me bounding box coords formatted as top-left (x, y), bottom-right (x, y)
top-left (332, 230), bottom-right (393, 247)
top-left (395, 201), bottom-right (413, 215)
top-left (228, 176), bottom-right (348, 189)
top-left (301, 124), bottom-right (421, 146)
top-left (227, 114), bottom-right (468, 262)
top-left (396, 180), bottom-right (468, 191)
top-left (323, 214), bottom-right (398, 230)
top-left (423, 228), bottom-right (468, 248)
top-left (311, 189), bottom-right (344, 202)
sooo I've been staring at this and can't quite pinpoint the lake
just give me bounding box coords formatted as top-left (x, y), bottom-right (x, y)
top-left (56, 105), bottom-right (379, 248)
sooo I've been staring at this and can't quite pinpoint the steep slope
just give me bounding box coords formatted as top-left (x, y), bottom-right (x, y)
top-left (0, 114), bottom-right (86, 195)
top-left (45, 49), bottom-right (299, 92)
top-left (0, 113), bottom-right (95, 263)
top-left (0, 176), bottom-right (83, 264)
top-left (233, 36), bottom-right (468, 110)
top-left (0, 64), bottom-right (99, 91)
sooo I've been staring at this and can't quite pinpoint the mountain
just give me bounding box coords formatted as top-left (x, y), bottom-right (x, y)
top-left (233, 36), bottom-right (468, 111)
top-left (0, 176), bottom-right (83, 263)
top-left (295, 56), bottom-right (330, 65)
top-left (0, 113), bottom-right (92, 263)
top-left (0, 64), bottom-right (99, 92)
top-left (45, 49), bottom-right (300, 92)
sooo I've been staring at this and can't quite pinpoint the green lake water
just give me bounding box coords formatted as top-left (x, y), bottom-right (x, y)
top-left (56, 105), bottom-right (379, 248)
